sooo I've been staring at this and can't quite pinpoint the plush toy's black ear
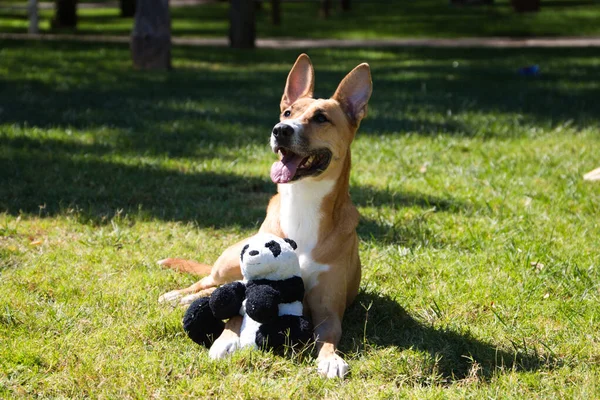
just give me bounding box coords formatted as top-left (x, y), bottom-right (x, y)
top-left (265, 240), bottom-right (281, 258)
top-left (283, 238), bottom-right (297, 250)
top-left (240, 244), bottom-right (250, 261)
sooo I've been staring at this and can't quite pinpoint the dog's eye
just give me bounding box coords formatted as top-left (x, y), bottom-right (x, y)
top-left (314, 113), bottom-right (328, 123)
top-left (283, 110), bottom-right (291, 117)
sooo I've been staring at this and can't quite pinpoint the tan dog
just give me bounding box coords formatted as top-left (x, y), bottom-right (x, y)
top-left (584, 167), bottom-right (600, 181)
top-left (158, 54), bottom-right (372, 378)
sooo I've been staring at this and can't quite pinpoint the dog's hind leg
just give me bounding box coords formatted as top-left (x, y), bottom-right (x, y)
top-left (158, 258), bottom-right (213, 276)
top-left (158, 239), bottom-right (247, 306)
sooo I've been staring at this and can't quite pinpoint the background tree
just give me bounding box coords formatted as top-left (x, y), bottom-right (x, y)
top-left (120, 0), bottom-right (136, 17)
top-left (28, 0), bottom-right (39, 33)
top-left (131, 0), bottom-right (171, 70)
top-left (271, 0), bottom-right (281, 25)
top-left (320, 0), bottom-right (331, 18)
top-left (511, 0), bottom-right (540, 12)
top-left (52, 0), bottom-right (77, 29)
top-left (229, 0), bottom-right (255, 48)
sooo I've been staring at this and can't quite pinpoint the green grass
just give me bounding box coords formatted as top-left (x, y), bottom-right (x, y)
top-left (1, 40), bottom-right (600, 398)
top-left (2, 0), bottom-right (600, 38)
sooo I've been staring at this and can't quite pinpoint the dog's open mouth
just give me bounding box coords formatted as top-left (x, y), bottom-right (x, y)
top-left (270, 147), bottom-right (332, 184)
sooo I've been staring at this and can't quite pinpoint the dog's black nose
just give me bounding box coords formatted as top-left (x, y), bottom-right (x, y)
top-left (272, 123), bottom-right (294, 138)
top-left (249, 250), bottom-right (259, 256)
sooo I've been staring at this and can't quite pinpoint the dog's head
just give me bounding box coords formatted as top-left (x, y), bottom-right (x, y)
top-left (270, 54), bottom-right (372, 184)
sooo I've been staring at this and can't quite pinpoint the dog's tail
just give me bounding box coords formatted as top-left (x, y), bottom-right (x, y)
top-left (157, 258), bottom-right (212, 276)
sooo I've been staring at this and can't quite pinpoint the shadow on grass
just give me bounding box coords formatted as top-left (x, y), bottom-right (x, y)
top-left (0, 136), bottom-right (274, 227)
top-left (353, 184), bottom-right (466, 247)
top-left (340, 291), bottom-right (557, 383)
top-left (2, 41), bottom-right (599, 141)
top-left (352, 185), bottom-right (464, 213)
top-left (0, 134), bottom-right (461, 249)
top-left (358, 215), bottom-right (443, 249)
top-left (542, 0), bottom-right (594, 7)
top-left (1, 40), bottom-right (599, 231)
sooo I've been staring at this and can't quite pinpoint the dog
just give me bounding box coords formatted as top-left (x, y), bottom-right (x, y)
top-left (584, 167), bottom-right (600, 181)
top-left (158, 54), bottom-right (372, 378)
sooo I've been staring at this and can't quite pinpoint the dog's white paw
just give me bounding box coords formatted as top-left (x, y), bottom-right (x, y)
top-left (317, 354), bottom-right (349, 379)
top-left (158, 290), bottom-right (183, 305)
top-left (209, 336), bottom-right (240, 360)
top-left (180, 293), bottom-right (203, 306)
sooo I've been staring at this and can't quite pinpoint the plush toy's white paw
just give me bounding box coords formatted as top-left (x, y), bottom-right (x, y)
top-left (209, 336), bottom-right (240, 360)
top-left (317, 354), bottom-right (349, 379)
top-left (158, 290), bottom-right (183, 305)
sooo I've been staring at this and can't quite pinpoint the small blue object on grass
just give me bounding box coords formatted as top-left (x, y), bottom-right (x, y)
top-left (518, 65), bottom-right (540, 76)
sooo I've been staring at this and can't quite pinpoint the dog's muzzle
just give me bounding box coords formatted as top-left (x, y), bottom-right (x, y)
top-left (271, 123), bottom-right (295, 148)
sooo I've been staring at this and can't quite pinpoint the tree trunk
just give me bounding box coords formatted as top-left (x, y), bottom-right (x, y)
top-left (120, 0), bottom-right (136, 17)
top-left (28, 0), bottom-right (39, 33)
top-left (229, 0), bottom-right (255, 48)
top-left (511, 0), bottom-right (539, 12)
top-left (319, 0), bottom-right (331, 18)
top-left (271, 0), bottom-right (281, 25)
top-left (341, 0), bottom-right (350, 11)
top-left (52, 0), bottom-right (77, 29)
top-left (131, 0), bottom-right (171, 70)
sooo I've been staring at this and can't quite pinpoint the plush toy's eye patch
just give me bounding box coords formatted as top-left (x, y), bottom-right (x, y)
top-left (284, 238), bottom-right (297, 250)
top-left (240, 244), bottom-right (250, 261)
top-left (265, 240), bottom-right (281, 258)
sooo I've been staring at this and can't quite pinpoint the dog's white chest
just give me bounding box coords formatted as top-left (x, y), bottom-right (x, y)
top-left (278, 180), bottom-right (333, 290)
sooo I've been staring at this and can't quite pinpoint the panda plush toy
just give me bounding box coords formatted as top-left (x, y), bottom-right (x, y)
top-left (183, 233), bottom-right (313, 354)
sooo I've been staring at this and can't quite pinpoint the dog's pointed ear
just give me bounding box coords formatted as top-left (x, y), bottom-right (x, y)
top-left (333, 63), bottom-right (372, 124)
top-left (281, 54), bottom-right (315, 111)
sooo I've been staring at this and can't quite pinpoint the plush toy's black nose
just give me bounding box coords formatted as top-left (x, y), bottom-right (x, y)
top-left (272, 123), bottom-right (294, 139)
top-left (249, 250), bottom-right (259, 256)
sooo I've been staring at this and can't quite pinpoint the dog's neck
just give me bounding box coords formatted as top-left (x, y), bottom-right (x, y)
top-left (278, 179), bottom-right (333, 254)
top-left (277, 149), bottom-right (352, 254)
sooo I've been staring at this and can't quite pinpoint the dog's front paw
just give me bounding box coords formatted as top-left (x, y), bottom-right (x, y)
top-left (158, 290), bottom-right (184, 305)
top-left (209, 336), bottom-right (240, 360)
top-left (180, 288), bottom-right (216, 306)
top-left (317, 353), bottom-right (349, 379)
top-left (180, 293), bottom-right (203, 306)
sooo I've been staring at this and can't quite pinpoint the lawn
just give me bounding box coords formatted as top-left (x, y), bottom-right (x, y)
top-left (1, 40), bottom-right (600, 398)
top-left (2, 0), bottom-right (600, 38)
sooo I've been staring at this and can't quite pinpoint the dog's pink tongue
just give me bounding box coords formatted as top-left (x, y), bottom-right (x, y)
top-left (270, 153), bottom-right (303, 184)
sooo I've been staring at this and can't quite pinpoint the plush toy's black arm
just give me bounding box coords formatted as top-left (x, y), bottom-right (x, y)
top-left (183, 297), bottom-right (225, 348)
top-left (256, 315), bottom-right (313, 351)
top-left (248, 277), bottom-right (305, 303)
top-left (245, 283), bottom-right (281, 324)
top-left (209, 281), bottom-right (246, 320)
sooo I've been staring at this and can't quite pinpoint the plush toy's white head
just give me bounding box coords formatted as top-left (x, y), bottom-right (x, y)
top-left (240, 233), bottom-right (300, 281)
